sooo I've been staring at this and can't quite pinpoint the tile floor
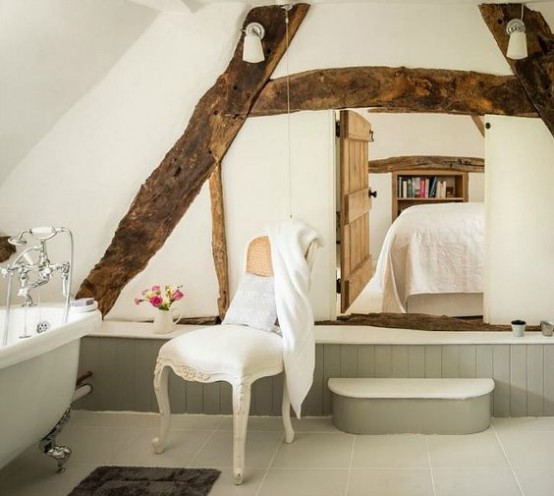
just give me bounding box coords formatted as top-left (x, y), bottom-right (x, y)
top-left (1, 412), bottom-right (553, 496)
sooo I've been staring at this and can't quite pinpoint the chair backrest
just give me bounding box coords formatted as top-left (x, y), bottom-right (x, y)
top-left (246, 236), bottom-right (273, 276)
top-left (245, 235), bottom-right (317, 277)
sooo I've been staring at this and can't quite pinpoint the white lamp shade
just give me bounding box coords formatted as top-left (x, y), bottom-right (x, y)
top-left (243, 33), bottom-right (264, 63)
top-left (507, 31), bottom-right (528, 60)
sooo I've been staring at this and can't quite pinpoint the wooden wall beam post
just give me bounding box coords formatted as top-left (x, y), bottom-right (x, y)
top-left (77, 4), bottom-right (310, 315)
top-left (208, 162), bottom-right (229, 320)
top-left (0, 236), bottom-right (15, 263)
top-left (480, 4), bottom-right (554, 137)
top-left (368, 156), bottom-right (484, 174)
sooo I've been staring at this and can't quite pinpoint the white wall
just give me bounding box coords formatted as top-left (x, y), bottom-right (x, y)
top-left (484, 116), bottom-right (554, 325)
top-left (223, 111), bottom-right (337, 321)
top-left (2, 1), bottom-right (554, 323)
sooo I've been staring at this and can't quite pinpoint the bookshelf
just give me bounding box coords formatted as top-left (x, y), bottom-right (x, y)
top-left (391, 169), bottom-right (468, 220)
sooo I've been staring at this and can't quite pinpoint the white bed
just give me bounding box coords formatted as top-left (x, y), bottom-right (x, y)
top-left (369, 202), bottom-right (484, 316)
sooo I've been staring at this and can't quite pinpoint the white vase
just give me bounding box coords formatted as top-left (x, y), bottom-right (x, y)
top-left (153, 308), bottom-right (181, 334)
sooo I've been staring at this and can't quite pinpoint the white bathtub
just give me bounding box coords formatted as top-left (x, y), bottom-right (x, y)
top-left (0, 305), bottom-right (101, 469)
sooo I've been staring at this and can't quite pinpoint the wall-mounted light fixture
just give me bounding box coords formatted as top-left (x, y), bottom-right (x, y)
top-left (243, 22), bottom-right (265, 63)
top-left (506, 6), bottom-right (528, 60)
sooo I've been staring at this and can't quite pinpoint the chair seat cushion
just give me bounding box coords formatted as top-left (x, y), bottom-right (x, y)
top-left (158, 325), bottom-right (284, 379)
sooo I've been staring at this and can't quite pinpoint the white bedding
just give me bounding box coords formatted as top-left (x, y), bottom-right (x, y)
top-left (369, 202), bottom-right (484, 313)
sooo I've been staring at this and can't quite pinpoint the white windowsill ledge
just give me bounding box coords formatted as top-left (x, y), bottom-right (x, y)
top-left (90, 320), bottom-right (554, 346)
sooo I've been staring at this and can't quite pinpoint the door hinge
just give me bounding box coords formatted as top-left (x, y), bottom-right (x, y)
top-left (335, 121), bottom-right (341, 138)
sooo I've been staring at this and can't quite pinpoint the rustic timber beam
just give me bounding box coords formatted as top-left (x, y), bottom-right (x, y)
top-left (0, 236), bottom-right (15, 263)
top-left (317, 313), bottom-right (539, 333)
top-left (250, 67), bottom-right (537, 117)
top-left (480, 4), bottom-right (554, 137)
top-left (368, 155), bottom-right (484, 173)
top-left (208, 163), bottom-right (229, 320)
top-left (77, 4), bottom-right (310, 315)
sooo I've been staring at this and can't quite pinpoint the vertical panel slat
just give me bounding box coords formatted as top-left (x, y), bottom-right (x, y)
top-left (357, 345), bottom-right (375, 377)
top-left (116, 338), bottom-right (135, 411)
top-left (475, 345), bottom-right (493, 378)
top-left (442, 345), bottom-right (459, 378)
top-left (510, 345), bottom-right (527, 416)
top-left (252, 377), bottom-right (273, 415)
top-left (272, 373), bottom-right (285, 416)
top-left (220, 382), bottom-right (233, 415)
top-left (304, 345), bottom-right (324, 415)
top-left (340, 345), bottom-right (358, 377)
top-left (186, 382), bottom-right (204, 414)
top-left (408, 346), bottom-right (425, 378)
top-left (323, 344), bottom-right (341, 414)
top-left (168, 368), bottom-right (187, 413)
top-left (75, 337), bottom-right (100, 410)
top-left (424, 346), bottom-right (441, 378)
top-left (527, 345), bottom-right (544, 416)
top-left (150, 340), bottom-right (165, 412)
top-left (98, 337), bottom-right (119, 410)
top-left (492, 345), bottom-right (511, 417)
top-left (544, 345), bottom-right (554, 415)
top-left (459, 345), bottom-right (476, 378)
top-left (392, 346), bottom-right (409, 377)
top-left (203, 382), bottom-right (222, 414)
top-left (375, 345), bottom-right (392, 378)
top-left (134, 339), bottom-right (157, 412)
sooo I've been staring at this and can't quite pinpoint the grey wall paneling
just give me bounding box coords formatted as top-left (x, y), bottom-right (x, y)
top-left (74, 337), bottom-right (554, 417)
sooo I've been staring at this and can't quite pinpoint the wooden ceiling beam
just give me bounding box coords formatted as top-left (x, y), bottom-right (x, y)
top-left (76, 4), bottom-right (310, 315)
top-left (250, 67), bottom-right (537, 117)
top-left (480, 4), bottom-right (554, 137)
top-left (368, 156), bottom-right (484, 174)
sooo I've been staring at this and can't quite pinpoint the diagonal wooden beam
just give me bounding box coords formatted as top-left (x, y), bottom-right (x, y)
top-left (480, 4), bottom-right (554, 137)
top-left (250, 67), bottom-right (537, 117)
top-left (77, 4), bottom-right (310, 315)
top-left (470, 115), bottom-right (485, 138)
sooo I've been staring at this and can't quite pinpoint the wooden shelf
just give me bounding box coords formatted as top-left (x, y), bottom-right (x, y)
top-left (392, 169), bottom-right (468, 220)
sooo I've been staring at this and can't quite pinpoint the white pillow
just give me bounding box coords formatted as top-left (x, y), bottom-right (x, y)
top-left (222, 273), bottom-right (277, 332)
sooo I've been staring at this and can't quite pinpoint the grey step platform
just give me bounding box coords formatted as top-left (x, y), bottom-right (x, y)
top-left (328, 378), bottom-right (495, 435)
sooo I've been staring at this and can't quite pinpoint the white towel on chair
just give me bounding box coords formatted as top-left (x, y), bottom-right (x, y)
top-left (268, 218), bottom-right (320, 418)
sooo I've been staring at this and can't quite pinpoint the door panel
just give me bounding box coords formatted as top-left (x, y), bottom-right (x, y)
top-left (339, 110), bottom-right (372, 312)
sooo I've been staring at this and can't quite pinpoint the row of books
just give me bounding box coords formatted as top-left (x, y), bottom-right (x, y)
top-left (397, 176), bottom-right (451, 199)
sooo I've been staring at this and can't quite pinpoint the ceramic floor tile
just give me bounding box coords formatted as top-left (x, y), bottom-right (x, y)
top-left (109, 427), bottom-right (213, 467)
top-left (271, 432), bottom-right (354, 469)
top-left (495, 430), bottom-right (554, 469)
top-left (432, 468), bottom-right (521, 496)
top-left (427, 429), bottom-right (508, 468)
top-left (69, 410), bottom-right (159, 429)
top-left (208, 468), bottom-right (266, 496)
top-left (351, 434), bottom-right (429, 469)
top-left (291, 416), bottom-right (340, 433)
top-left (514, 468), bottom-right (554, 496)
top-left (189, 430), bottom-right (283, 469)
top-left (217, 415), bottom-right (285, 431)
top-left (259, 469), bottom-right (349, 496)
top-left (0, 461), bottom-right (97, 496)
top-left (347, 469), bottom-right (434, 496)
top-left (493, 416), bottom-right (554, 432)
top-left (56, 426), bottom-right (140, 465)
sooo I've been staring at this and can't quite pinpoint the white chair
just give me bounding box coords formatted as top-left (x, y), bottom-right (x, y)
top-left (152, 235), bottom-right (317, 484)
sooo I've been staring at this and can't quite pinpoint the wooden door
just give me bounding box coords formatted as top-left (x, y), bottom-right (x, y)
top-left (339, 110), bottom-right (373, 312)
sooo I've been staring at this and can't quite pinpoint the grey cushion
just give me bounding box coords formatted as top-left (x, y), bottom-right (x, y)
top-left (222, 273), bottom-right (277, 332)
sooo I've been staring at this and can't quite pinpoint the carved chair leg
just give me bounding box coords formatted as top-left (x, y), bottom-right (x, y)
top-left (282, 381), bottom-right (295, 444)
top-left (152, 362), bottom-right (171, 454)
top-left (232, 381), bottom-right (251, 485)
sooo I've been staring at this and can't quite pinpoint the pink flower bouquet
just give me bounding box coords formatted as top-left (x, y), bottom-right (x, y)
top-left (135, 284), bottom-right (183, 311)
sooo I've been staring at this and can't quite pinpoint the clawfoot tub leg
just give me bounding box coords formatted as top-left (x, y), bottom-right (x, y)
top-left (152, 362), bottom-right (171, 454)
top-left (39, 408), bottom-right (72, 473)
